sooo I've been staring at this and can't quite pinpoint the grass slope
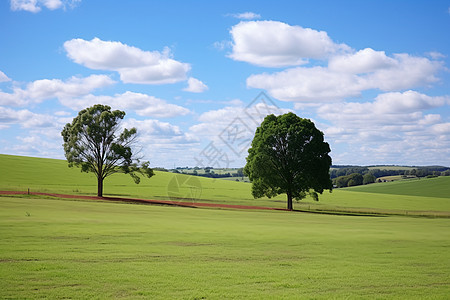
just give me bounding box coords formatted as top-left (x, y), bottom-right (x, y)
top-left (345, 176), bottom-right (450, 198)
top-left (0, 154), bottom-right (270, 206)
top-left (1, 154), bottom-right (449, 215)
top-left (1, 196), bottom-right (449, 299)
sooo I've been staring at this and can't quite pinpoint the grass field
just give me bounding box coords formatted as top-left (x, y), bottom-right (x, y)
top-left (1, 154), bottom-right (450, 216)
top-left (1, 195), bottom-right (449, 299)
top-left (1, 154), bottom-right (450, 298)
top-left (347, 176), bottom-right (450, 198)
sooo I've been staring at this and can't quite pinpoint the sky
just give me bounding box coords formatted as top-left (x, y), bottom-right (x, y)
top-left (1, 0), bottom-right (450, 168)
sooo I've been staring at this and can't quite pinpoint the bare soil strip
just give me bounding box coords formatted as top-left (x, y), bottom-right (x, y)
top-left (0, 191), bottom-right (287, 211)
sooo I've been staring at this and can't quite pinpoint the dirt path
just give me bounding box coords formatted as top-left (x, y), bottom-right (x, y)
top-left (0, 191), bottom-right (287, 211)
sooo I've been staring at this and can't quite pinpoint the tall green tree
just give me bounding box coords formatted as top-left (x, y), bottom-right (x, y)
top-left (244, 113), bottom-right (332, 210)
top-left (61, 104), bottom-right (154, 197)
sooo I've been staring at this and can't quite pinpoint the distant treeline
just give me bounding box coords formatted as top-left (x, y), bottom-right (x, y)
top-left (330, 166), bottom-right (450, 179)
top-left (331, 166), bottom-right (450, 188)
top-left (158, 165), bottom-right (450, 186)
top-left (169, 167), bottom-right (245, 179)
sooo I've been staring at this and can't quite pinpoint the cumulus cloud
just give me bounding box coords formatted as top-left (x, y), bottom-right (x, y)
top-left (0, 71), bottom-right (11, 82)
top-left (228, 12), bottom-right (261, 20)
top-left (183, 77), bottom-right (208, 93)
top-left (432, 122), bottom-right (450, 134)
top-left (371, 91), bottom-right (449, 113)
top-left (64, 38), bottom-right (191, 84)
top-left (229, 21), bottom-right (350, 67)
top-left (311, 91), bottom-right (450, 165)
top-left (190, 101), bottom-right (291, 149)
top-left (230, 21), bottom-right (445, 103)
top-left (328, 48), bottom-right (396, 74)
top-left (317, 91), bottom-right (449, 122)
top-left (61, 91), bottom-right (190, 118)
top-left (248, 50), bottom-right (443, 102)
top-left (10, 0), bottom-right (80, 12)
top-left (0, 106), bottom-right (57, 128)
top-left (0, 74), bottom-right (115, 106)
top-left (248, 66), bottom-right (365, 101)
top-left (122, 118), bottom-right (199, 166)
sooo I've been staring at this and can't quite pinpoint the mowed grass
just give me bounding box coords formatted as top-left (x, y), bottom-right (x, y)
top-left (1, 154), bottom-right (450, 215)
top-left (1, 195), bottom-right (449, 299)
top-left (346, 176), bottom-right (449, 198)
top-left (0, 154), bottom-right (272, 206)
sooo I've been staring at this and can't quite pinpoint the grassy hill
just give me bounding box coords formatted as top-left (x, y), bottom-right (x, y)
top-left (1, 155), bottom-right (450, 298)
top-left (345, 176), bottom-right (450, 198)
top-left (0, 154), bottom-right (279, 206)
top-left (1, 154), bottom-right (449, 215)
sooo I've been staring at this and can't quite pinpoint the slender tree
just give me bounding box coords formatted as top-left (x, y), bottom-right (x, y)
top-left (61, 104), bottom-right (154, 197)
top-left (244, 113), bottom-right (332, 210)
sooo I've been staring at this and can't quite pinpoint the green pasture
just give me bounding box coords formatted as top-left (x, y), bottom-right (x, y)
top-left (367, 166), bottom-right (415, 171)
top-left (347, 176), bottom-right (449, 198)
top-left (1, 195), bottom-right (449, 299)
top-left (1, 154), bottom-right (450, 216)
top-left (175, 168), bottom-right (241, 175)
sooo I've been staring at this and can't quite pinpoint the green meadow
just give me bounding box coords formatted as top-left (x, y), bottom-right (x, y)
top-left (1, 154), bottom-right (449, 216)
top-left (1, 196), bottom-right (449, 299)
top-left (1, 154), bottom-right (450, 298)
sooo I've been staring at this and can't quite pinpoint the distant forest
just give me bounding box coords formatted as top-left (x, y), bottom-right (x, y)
top-left (154, 165), bottom-right (450, 187)
top-left (330, 165), bottom-right (450, 178)
top-left (330, 165), bottom-right (450, 188)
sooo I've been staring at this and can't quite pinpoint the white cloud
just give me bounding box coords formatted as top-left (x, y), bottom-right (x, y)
top-left (10, 0), bottom-right (79, 12)
top-left (426, 51), bottom-right (446, 60)
top-left (42, 0), bottom-right (62, 9)
top-left (213, 40), bottom-right (233, 51)
top-left (247, 66), bottom-right (365, 101)
top-left (61, 91), bottom-right (190, 118)
top-left (317, 91), bottom-right (448, 123)
top-left (371, 91), bottom-right (449, 114)
top-left (311, 91), bottom-right (450, 165)
top-left (229, 21), bottom-right (350, 67)
top-left (190, 102), bottom-right (291, 148)
top-left (64, 38), bottom-right (191, 84)
top-left (11, 0), bottom-right (43, 12)
top-left (364, 53), bottom-right (442, 91)
top-left (248, 50), bottom-right (443, 102)
top-left (432, 122), bottom-right (450, 134)
top-left (328, 48), bottom-right (396, 74)
top-left (0, 74), bottom-right (115, 106)
top-left (229, 12), bottom-right (261, 20)
top-left (54, 110), bottom-right (72, 116)
top-left (2, 130), bottom-right (64, 159)
top-left (419, 114), bottom-right (441, 125)
top-left (0, 106), bottom-right (57, 128)
top-left (183, 77), bottom-right (208, 93)
top-left (0, 71), bottom-right (11, 82)
top-left (26, 75), bottom-right (115, 102)
top-left (122, 118), bottom-right (199, 166)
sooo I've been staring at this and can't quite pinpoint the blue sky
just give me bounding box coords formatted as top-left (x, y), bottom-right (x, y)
top-left (1, 0), bottom-right (450, 168)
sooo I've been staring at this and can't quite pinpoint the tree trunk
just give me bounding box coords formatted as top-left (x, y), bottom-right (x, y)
top-left (287, 192), bottom-right (293, 211)
top-left (97, 176), bottom-right (103, 197)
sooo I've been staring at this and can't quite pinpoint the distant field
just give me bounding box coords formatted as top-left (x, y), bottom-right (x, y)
top-left (1, 196), bottom-right (449, 299)
top-left (1, 154), bottom-right (449, 216)
top-left (175, 168), bottom-right (241, 175)
top-left (367, 166), bottom-right (415, 171)
top-left (331, 165), bottom-right (415, 171)
top-left (345, 176), bottom-right (450, 198)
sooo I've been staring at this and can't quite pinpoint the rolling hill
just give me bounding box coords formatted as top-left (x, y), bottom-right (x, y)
top-left (1, 154), bottom-right (449, 215)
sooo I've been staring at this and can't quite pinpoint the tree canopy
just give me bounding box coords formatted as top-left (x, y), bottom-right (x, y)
top-left (244, 113), bottom-right (332, 210)
top-left (61, 104), bottom-right (154, 197)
